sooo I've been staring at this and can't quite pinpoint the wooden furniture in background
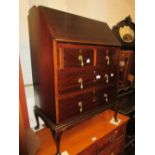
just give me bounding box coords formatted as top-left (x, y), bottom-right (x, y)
top-left (35, 110), bottom-right (129, 155)
top-left (28, 6), bottom-right (121, 155)
top-left (118, 50), bottom-right (134, 88)
top-left (112, 17), bottom-right (135, 154)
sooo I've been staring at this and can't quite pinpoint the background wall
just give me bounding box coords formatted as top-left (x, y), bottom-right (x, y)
top-left (19, 0), bottom-right (135, 128)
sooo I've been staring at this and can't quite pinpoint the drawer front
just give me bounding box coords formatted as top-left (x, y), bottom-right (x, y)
top-left (58, 86), bottom-right (117, 122)
top-left (96, 47), bottom-right (118, 68)
top-left (58, 90), bottom-right (101, 122)
top-left (58, 68), bottom-right (95, 94)
top-left (101, 86), bottom-right (117, 104)
top-left (98, 138), bottom-right (124, 155)
top-left (58, 47), bottom-right (94, 69)
top-left (95, 68), bottom-right (117, 87)
top-left (78, 144), bottom-right (96, 155)
top-left (97, 125), bottom-right (124, 153)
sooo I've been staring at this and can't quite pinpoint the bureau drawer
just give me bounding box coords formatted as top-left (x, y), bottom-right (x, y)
top-left (95, 68), bottom-right (117, 87)
top-left (58, 90), bottom-right (101, 122)
top-left (101, 86), bottom-right (117, 104)
top-left (97, 126), bottom-right (124, 154)
top-left (58, 47), bottom-right (94, 69)
top-left (96, 47), bottom-right (118, 68)
top-left (58, 86), bottom-right (117, 122)
top-left (58, 68), bottom-right (95, 94)
top-left (98, 138), bottom-right (124, 155)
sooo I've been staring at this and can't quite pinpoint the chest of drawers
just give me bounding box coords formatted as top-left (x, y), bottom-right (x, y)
top-left (28, 6), bottom-right (120, 155)
top-left (35, 110), bottom-right (129, 155)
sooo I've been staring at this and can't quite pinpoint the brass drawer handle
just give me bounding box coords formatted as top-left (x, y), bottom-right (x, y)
top-left (78, 101), bottom-right (83, 112)
top-left (78, 55), bottom-right (84, 67)
top-left (106, 55), bottom-right (110, 65)
top-left (78, 78), bottom-right (83, 90)
top-left (104, 93), bottom-right (108, 103)
top-left (104, 74), bottom-right (109, 83)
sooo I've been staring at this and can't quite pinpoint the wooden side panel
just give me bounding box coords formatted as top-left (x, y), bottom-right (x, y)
top-left (28, 6), bottom-right (56, 122)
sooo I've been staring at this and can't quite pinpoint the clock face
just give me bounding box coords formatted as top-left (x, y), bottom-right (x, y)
top-left (119, 25), bottom-right (134, 43)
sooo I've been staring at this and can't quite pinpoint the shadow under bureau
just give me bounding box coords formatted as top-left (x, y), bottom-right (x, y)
top-left (28, 6), bottom-right (122, 155)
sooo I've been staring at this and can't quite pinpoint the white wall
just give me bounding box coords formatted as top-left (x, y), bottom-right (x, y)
top-left (20, 0), bottom-right (135, 128)
top-left (66, 0), bottom-right (135, 28)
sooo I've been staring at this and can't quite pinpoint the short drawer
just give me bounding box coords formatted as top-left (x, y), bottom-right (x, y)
top-left (97, 125), bottom-right (124, 154)
top-left (101, 86), bottom-right (117, 104)
top-left (96, 47), bottom-right (118, 68)
top-left (95, 68), bottom-right (117, 87)
top-left (58, 47), bottom-right (94, 69)
top-left (58, 68), bottom-right (95, 94)
top-left (97, 138), bottom-right (124, 155)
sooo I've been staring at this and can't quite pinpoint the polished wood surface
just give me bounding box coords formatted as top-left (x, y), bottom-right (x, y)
top-left (58, 68), bottom-right (95, 94)
top-left (58, 48), bottom-right (94, 69)
top-left (28, 6), bottom-right (56, 122)
top-left (35, 110), bottom-right (129, 155)
top-left (33, 6), bottom-right (120, 46)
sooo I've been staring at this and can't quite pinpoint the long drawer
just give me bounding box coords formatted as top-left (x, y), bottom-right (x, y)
top-left (58, 67), bottom-right (117, 95)
top-left (58, 86), bottom-right (117, 122)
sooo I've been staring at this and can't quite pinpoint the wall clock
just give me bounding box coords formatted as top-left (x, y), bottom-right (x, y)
top-left (112, 16), bottom-right (135, 50)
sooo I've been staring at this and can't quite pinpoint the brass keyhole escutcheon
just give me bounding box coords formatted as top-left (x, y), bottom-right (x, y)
top-left (104, 93), bottom-right (108, 103)
top-left (78, 78), bottom-right (83, 89)
top-left (104, 74), bottom-right (109, 83)
top-left (78, 101), bottom-right (83, 112)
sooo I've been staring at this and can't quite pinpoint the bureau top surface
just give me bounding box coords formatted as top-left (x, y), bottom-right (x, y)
top-left (29, 6), bottom-right (120, 46)
top-left (36, 110), bottom-right (129, 155)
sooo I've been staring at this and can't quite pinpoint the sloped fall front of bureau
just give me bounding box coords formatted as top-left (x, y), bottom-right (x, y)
top-left (28, 6), bottom-right (121, 155)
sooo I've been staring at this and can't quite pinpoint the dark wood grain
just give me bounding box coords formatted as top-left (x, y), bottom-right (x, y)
top-left (38, 6), bottom-right (120, 46)
top-left (58, 86), bottom-right (117, 123)
top-left (28, 6), bottom-right (56, 122)
top-left (78, 144), bottom-right (97, 155)
top-left (98, 138), bottom-right (124, 155)
top-left (58, 68), bottom-right (95, 94)
top-left (58, 47), bottom-right (94, 69)
top-left (97, 125), bottom-right (124, 153)
top-left (95, 67), bottom-right (117, 87)
top-left (96, 46), bottom-right (118, 68)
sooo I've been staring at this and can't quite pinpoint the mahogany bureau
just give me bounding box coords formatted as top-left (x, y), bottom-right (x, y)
top-left (28, 6), bottom-right (121, 155)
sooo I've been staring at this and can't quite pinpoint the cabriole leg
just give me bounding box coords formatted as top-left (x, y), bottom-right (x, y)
top-left (34, 108), bottom-right (40, 130)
